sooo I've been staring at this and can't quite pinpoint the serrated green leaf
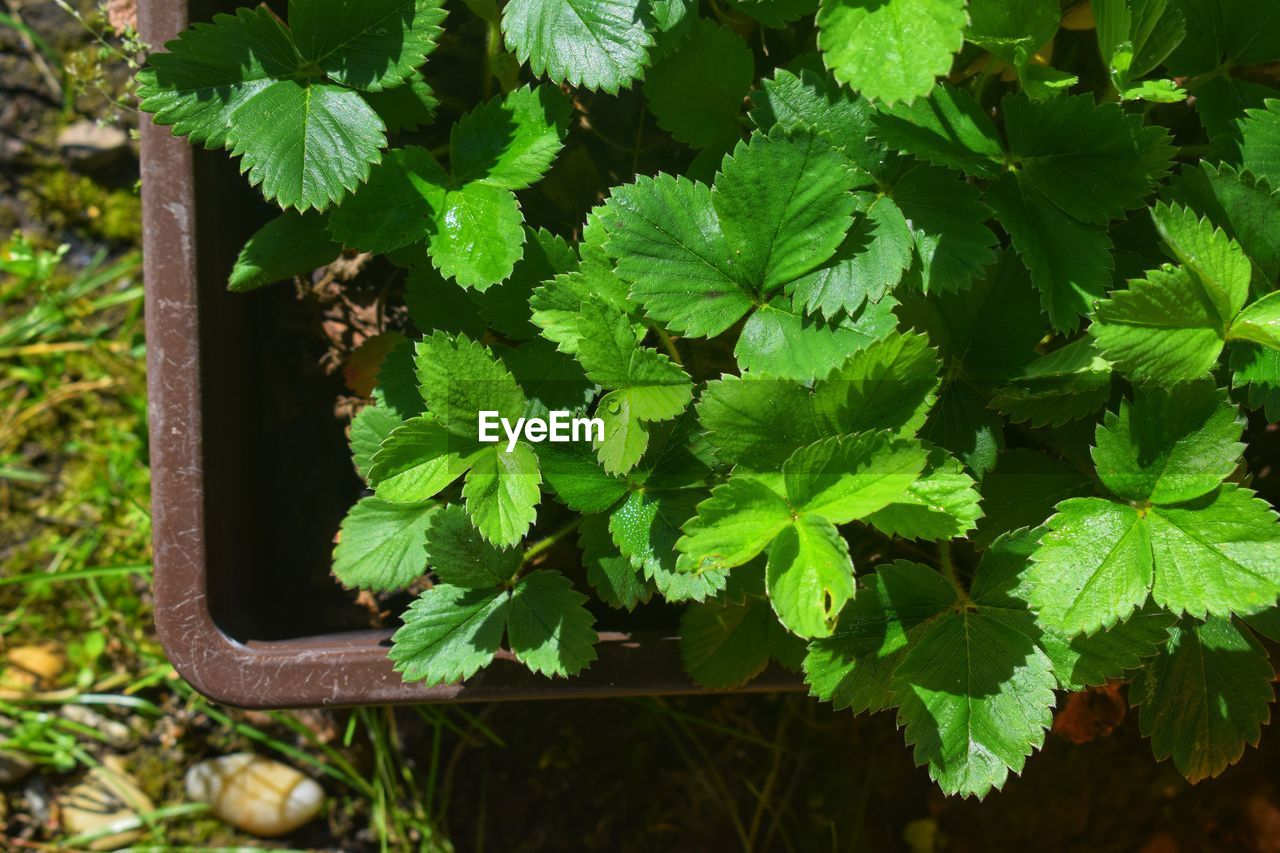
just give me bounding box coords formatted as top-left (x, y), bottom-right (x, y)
top-left (333, 496), bottom-right (436, 591)
top-left (990, 338), bottom-right (1113, 428)
top-left (594, 392), bottom-right (649, 474)
top-left (871, 84), bottom-right (1004, 178)
top-left (1147, 485), bottom-right (1280, 620)
top-left (389, 585), bottom-right (509, 685)
top-left (431, 183), bottom-right (526, 289)
top-left (676, 477), bottom-right (793, 572)
top-left (790, 193), bottom-right (912, 317)
top-left (1028, 497), bottom-right (1154, 635)
top-left (1092, 383), bottom-right (1244, 505)
top-left (228, 210), bottom-right (341, 292)
top-left (604, 173), bottom-right (751, 338)
top-left (416, 332), bottom-right (527, 436)
top-left (803, 561), bottom-right (955, 712)
top-left (921, 382), bottom-right (1003, 480)
top-left (894, 606), bottom-right (1056, 798)
top-left (1131, 615), bottom-right (1274, 783)
top-left (681, 598), bottom-right (774, 688)
top-left (1004, 93), bottom-right (1174, 226)
top-left (579, 514), bottom-right (652, 610)
top-left (290, 0), bottom-right (447, 92)
top-left (538, 441), bottom-right (629, 512)
top-left (1231, 342), bottom-right (1280, 421)
top-left (1152, 201), bottom-right (1251, 323)
top-left (462, 442), bottom-right (542, 547)
top-left (228, 79), bottom-right (386, 212)
top-left (645, 20), bottom-right (753, 148)
top-left (501, 0), bottom-right (653, 93)
top-left (1166, 163), bottom-right (1280, 287)
top-left (1042, 605), bottom-right (1175, 691)
top-left (450, 85), bottom-right (571, 189)
top-left (892, 166), bottom-right (998, 294)
top-left (137, 8), bottom-right (301, 149)
top-left (748, 66), bottom-right (881, 182)
top-left (713, 130), bottom-right (856, 293)
top-left (351, 402), bottom-right (405, 481)
top-left (479, 228), bottom-right (580, 341)
top-left (1094, 0), bottom-right (1186, 93)
top-left (735, 293), bottom-right (898, 380)
top-left (782, 433), bottom-right (929, 524)
top-left (1168, 0), bottom-right (1280, 75)
top-left (328, 145), bottom-right (447, 253)
top-left (364, 73), bottom-right (438, 131)
top-left (424, 504), bottom-right (520, 588)
top-left (765, 514), bottom-right (855, 638)
top-left (864, 445), bottom-right (983, 541)
top-left (816, 331), bottom-right (941, 437)
top-left (966, 0), bottom-right (1060, 67)
top-left (974, 449), bottom-right (1094, 549)
top-left (816, 0), bottom-right (967, 105)
top-left (987, 172), bottom-right (1115, 332)
top-left (1091, 266), bottom-right (1227, 380)
top-left (506, 570), bottom-right (598, 676)
top-left (1230, 292), bottom-right (1280, 350)
top-left (368, 415), bottom-right (478, 502)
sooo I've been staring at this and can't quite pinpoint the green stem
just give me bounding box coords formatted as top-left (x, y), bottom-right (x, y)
top-left (938, 542), bottom-right (971, 606)
top-left (521, 516), bottom-right (583, 566)
top-left (650, 323), bottom-right (684, 366)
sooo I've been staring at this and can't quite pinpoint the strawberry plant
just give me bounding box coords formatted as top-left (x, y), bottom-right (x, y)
top-left (139, 0), bottom-right (1280, 798)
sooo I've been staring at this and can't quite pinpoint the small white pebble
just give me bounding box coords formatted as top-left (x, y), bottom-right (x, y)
top-left (185, 753), bottom-right (324, 838)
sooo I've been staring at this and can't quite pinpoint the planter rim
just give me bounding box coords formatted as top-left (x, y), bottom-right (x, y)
top-left (138, 0), bottom-right (803, 708)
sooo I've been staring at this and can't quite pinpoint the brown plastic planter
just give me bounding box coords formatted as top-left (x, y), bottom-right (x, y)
top-left (140, 0), bottom-right (800, 708)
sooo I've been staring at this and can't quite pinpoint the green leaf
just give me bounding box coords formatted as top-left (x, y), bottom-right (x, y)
top-left (479, 228), bottom-right (580, 341)
top-left (423, 505), bottom-right (520, 588)
top-left (871, 84), bottom-right (1004, 178)
top-left (228, 79), bottom-right (386, 212)
top-left (351, 402), bottom-right (405, 480)
top-left (290, 0), bottom-right (447, 92)
top-left (538, 442), bottom-right (629, 513)
top-left (816, 0), bottom-right (968, 105)
top-left (333, 497), bottom-right (436, 591)
top-left (990, 338), bottom-right (1113, 428)
top-left (328, 145), bottom-right (447, 254)
top-left (921, 383), bottom-right (1003, 480)
top-left (228, 210), bottom-right (341, 292)
top-left (1091, 265), bottom-right (1228, 381)
top-left (1231, 292), bottom-right (1280, 350)
top-left (974, 449), bottom-right (1094, 549)
top-left (506, 570), bottom-right (598, 676)
top-left (1147, 486), bottom-right (1280, 620)
top-left (1028, 498), bottom-right (1154, 634)
top-left (389, 585), bottom-right (510, 685)
top-left (680, 598), bottom-right (774, 688)
top-left (987, 173), bottom-right (1115, 332)
top-left (530, 267), bottom-right (632, 354)
top-left (594, 393), bottom-right (650, 475)
top-left (137, 7), bottom-right (300, 145)
top-left (1092, 383), bottom-right (1244, 505)
top-left (1151, 202), bottom-right (1251, 323)
top-left (1004, 93), bottom-right (1174, 226)
top-left (765, 514), bottom-right (855, 638)
top-left (864, 445), bottom-right (983, 541)
top-left (782, 433), bottom-right (930, 524)
top-left (1131, 616), bottom-right (1274, 783)
top-left (368, 415), bottom-right (477, 502)
top-left (462, 442), bottom-right (542, 547)
top-left (501, 0), bottom-right (653, 93)
top-left (416, 332), bottom-right (527, 437)
top-left (790, 193), bottom-right (912, 317)
top-left (803, 561), bottom-right (955, 713)
top-left (364, 73), bottom-right (438, 131)
top-left (966, 0), bottom-right (1060, 67)
top-left (644, 20), bottom-right (753, 148)
top-left (816, 330), bottom-right (941, 437)
top-left (579, 514), bottom-right (652, 610)
top-left (676, 477), bottom-right (793, 572)
top-left (431, 182), bottom-right (526, 289)
top-left (1166, 162), bottom-right (1280, 288)
top-left (604, 174), bottom-right (752, 337)
top-left (450, 84), bottom-right (572, 189)
top-left (574, 301), bottom-right (693, 422)
top-left (1231, 343), bottom-right (1280, 421)
top-left (735, 293), bottom-right (898, 380)
top-left (1167, 0), bottom-right (1280, 76)
top-left (1094, 0), bottom-right (1186, 92)
top-left (611, 485), bottom-right (729, 602)
top-left (748, 66), bottom-right (881, 182)
top-left (1042, 605), bottom-right (1175, 692)
top-left (713, 130), bottom-right (856, 293)
top-left (894, 606), bottom-right (1056, 798)
top-left (892, 166), bottom-right (998, 294)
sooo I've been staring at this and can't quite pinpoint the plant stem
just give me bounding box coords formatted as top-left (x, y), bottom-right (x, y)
top-left (938, 542), bottom-right (970, 606)
top-left (650, 323), bottom-right (684, 365)
top-left (521, 516), bottom-right (583, 565)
